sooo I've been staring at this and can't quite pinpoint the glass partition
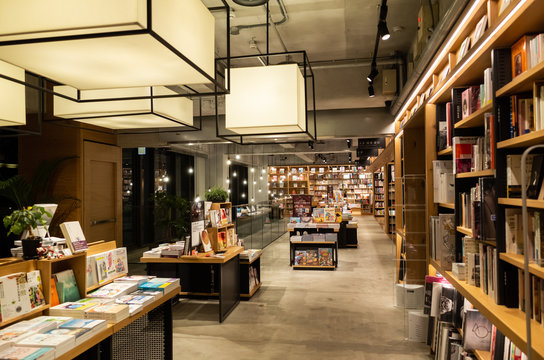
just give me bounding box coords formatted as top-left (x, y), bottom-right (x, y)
top-left (233, 201), bottom-right (288, 250)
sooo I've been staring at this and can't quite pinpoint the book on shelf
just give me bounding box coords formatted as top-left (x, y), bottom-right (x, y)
top-left (506, 154), bottom-right (544, 199)
top-left (16, 333), bottom-right (75, 358)
top-left (138, 278), bottom-right (180, 294)
top-left (453, 136), bottom-right (478, 174)
top-left (26, 270), bottom-right (46, 309)
top-left (49, 300), bottom-right (102, 319)
top-left (45, 327), bottom-right (93, 346)
top-left (462, 309), bottom-right (492, 351)
top-left (436, 103), bottom-right (448, 152)
top-left (461, 86), bottom-right (480, 119)
top-left (59, 221), bottom-right (89, 253)
top-left (54, 269), bottom-right (80, 303)
top-left (0, 345), bottom-right (54, 360)
top-left (0, 272), bottom-right (32, 322)
top-left (84, 303), bottom-right (130, 324)
top-left (294, 250), bottom-right (306, 266)
top-left (432, 160), bottom-right (453, 203)
top-left (87, 282), bottom-right (138, 299)
top-left (115, 294), bottom-right (154, 307)
top-left (533, 81), bottom-right (544, 131)
top-left (511, 35), bottom-right (531, 79)
top-left (451, 87), bottom-right (468, 124)
top-left (306, 250), bottom-right (318, 266)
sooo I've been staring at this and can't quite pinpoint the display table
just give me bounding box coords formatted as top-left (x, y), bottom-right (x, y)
top-left (58, 286), bottom-right (179, 360)
top-left (240, 252), bottom-right (262, 299)
top-left (287, 223), bottom-right (341, 234)
top-left (289, 240), bottom-right (338, 270)
top-left (141, 246), bottom-right (243, 323)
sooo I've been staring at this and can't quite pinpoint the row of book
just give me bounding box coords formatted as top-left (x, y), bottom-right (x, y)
top-left (505, 208), bottom-right (544, 263)
top-left (293, 249), bottom-right (333, 266)
top-left (457, 178), bottom-right (496, 242)
top-left (248, 265), bottom-right (259, 293)
top-left (430, 214), bottom-right (456, 270)
top-left (86, 247), bottom-right (128, 289)
top-left (453, 130), bottom-right (494, 174)
top-left (51, 276), bottom-right (179, 322)
top-left (460, 237), bottom-right (499, 304)
top-left (506, 154), bottom-right (544, 200)
top-left (424, 275), bottom-right (528, 360)
top-left (517, 271), bottom-right (544, 326)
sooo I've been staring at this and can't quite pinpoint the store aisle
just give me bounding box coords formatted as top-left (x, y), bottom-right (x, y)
top-left (172, 215), bottom-right (430, 359)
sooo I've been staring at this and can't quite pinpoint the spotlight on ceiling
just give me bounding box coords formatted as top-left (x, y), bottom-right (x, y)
top-left (233, 0), bottom-right (268, 6)
top-left (378, 21), bottom-right (391, 40)
top-left (368, 85), bottom-right (375, 98)
top-left (378, 3), bottom-right (391, 41)
top-left (346, 139), bottom-right (352, 148)
top-left (308, 141), bottom-right (314, 150)
top-left (366, 65), bottom-right (379, 82)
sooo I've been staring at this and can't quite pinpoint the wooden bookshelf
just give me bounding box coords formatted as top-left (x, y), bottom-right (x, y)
top-left (499, 253), bottom-right (544, 280)
top-left (401, 104), bottom-right (426, 129)
top-left (86, 272), bottom-right (127, 293)
top-left (455, 169), bottom-right (495, 178)
top-left (438, 202), bottom-right (455, 209)
top-left (454, 102), bottom-right (494, 129)
top-left (292, 265), bottom-right (335, 269)
top-left (474, 350), bottom-right (492, 360)
top-left (496, 58), bottom-right (544, 97)
top-left (456, 226), bottom-right (473, 237)
top-left (443, 270), bottom-right (544, 360)
top-left (498, 197), bottom-right (544, 209)
top-left (497, 129), bottom-right (544, 149)
top-left (0, 304), bottom-right (50, 329)
top-left (437, 147), bottom-right (453, 156)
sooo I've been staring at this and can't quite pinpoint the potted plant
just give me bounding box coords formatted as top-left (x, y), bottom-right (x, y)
top-left (205, 186), bottom-right (229, 203)
top-left (152, 191), bottom-right (190, 242)
top-left (3, 205), bottom-right (51, 259)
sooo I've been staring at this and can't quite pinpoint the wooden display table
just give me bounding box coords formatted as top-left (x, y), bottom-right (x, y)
top-left (141, 246), bottom-right (243, 322)
top-left (57, 286), bottom-right (179, 360)
top-left (239, 252), bottom-right (262, 299)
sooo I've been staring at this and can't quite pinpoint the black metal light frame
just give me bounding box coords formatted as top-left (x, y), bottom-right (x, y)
top-left (0, 0), bottom-right (231, 136)
top-left (214, 50), bottom-right (317, 145)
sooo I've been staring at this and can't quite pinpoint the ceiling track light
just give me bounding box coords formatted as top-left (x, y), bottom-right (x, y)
top-left (366, 63), bottom-right (379, 83)
top-left (368, 85), bottom-right (375, 98)
top-left (378, 21), bottom-right (391, 41)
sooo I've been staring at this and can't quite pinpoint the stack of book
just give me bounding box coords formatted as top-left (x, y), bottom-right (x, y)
top-left (138, 278), bottom-right (180, 295)
top-left (84, 303), bottom-right (130, 324)
top-left (87, 282), bottom-right (139, 300)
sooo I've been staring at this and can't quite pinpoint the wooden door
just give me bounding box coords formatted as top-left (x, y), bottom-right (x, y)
top-left (83, 141), bottom-right (122, 245)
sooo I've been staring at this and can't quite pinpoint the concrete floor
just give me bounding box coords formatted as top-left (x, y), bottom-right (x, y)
top-left (172, 215), bottom-right (431, 359)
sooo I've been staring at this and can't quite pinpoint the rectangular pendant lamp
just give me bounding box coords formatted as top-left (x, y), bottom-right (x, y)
top-left (53, 86), bottom-right (194, 130)
top-left (225, 64), bottom-right (306, 135)
top-left (0, 0), bottom-right (215, 90)
top-left (0, 60), bottom-right (25, 126)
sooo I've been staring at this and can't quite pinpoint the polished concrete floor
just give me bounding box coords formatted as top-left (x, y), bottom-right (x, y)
top-left (172, 215), bottom-right (430, 359)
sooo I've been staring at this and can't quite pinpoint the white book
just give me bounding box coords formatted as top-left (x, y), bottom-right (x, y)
top-left (59, 221), bottom-right (88, 253)
top-left (16, 333), bottom-right (75, 357)
top-left (432, 160), bottom-right (453, 203)
top-left (86, 255), bottom-right (99, 289)
top-left (0, 273), bottom-right (32, 321)
top-left (87, 282), bottom-right (138, 299)
top-left (111, 247), bottom-right (128, 275)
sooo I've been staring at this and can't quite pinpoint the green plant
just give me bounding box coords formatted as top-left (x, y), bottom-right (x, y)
top-left (3, 206), bottom-right (51, 237)
top-left (205, 186), bottom-right (229, 203)
top-left (152, 191), bottom-right (190, 240)
top-left (0, 157), bottom-right (80, 237)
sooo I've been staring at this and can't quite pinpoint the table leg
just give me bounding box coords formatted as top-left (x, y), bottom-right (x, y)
top-left (219, 256), bottom-right (240, 322)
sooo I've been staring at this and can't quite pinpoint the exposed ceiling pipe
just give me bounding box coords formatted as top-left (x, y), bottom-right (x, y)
top-left (390, 0), bottom-right (470, 115)
top-left (230, 0), bottom-right (288, 34)
top-left (310, 56), bottom-right (402, 70)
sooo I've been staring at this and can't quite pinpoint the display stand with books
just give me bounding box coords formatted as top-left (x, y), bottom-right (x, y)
top-left (290, 234), bottom-right (338, 270)
top-left (141, 246), bottom-right (244, 322)
top-left (239, 249), bottom-right (262, 299)
top-left (207, 202), bottom-right (235, 252)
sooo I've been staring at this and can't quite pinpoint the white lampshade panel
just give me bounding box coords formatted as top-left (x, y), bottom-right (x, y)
top-left (54, 86), bottom-right (194, 130)
top-left (0, 60), bottom-right (25, 126)
top-left (0, 0), bottom-right (214, 90)
top-left (225, 64), bottom-right (306, 135)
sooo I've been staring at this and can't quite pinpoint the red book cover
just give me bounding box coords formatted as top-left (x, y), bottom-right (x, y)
top-left (512, 35), bottom-right (530, 78)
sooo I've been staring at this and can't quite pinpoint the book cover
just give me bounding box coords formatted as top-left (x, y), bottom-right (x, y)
top-left (0, 346), bottom-right (54, 360)
top-left (227, 227), bottom-right (236, 247)
top-left (54, 269), bottom-right (80, 303)
top-left (480, 177), bottom-right (497, 243)
top-left (318, 248), bottom-right (333, 266)
top-left (0, 272), bottom-right (32, 321)
top-left (463, 309), bottom-right (492, 351)
top-left (306, 250), bottom-right (318, 266)
top-left (323, 208), bottom-right (336, 222)
top-left (217, 231), bottom-right (227, 250)
top-left (200, 229), bottom-right (212, 252)
top-left (438, 285), bottom-right (456, 323)
top-left (439, 214), bottom-right (456, 271)
top-left (294, 250), bottom-right (306, 266)
top-left (95, 253), bottom-right (109, 284)
top-left (453, 136), bottom-right (478, 174)
top-left (289, 217), bottom-right (301, 224)
top-left (50, 279), bottom-right (60, 307)
top-left (220, 208), bottom-right (228, 226)
top-left (462, 87), bottom-right (471, 119)
top-left (112, 248), bottom-right (128, 275)
top-left (312, 208), bottom-right (324, 222)
top-left (17, 333), bottom-right (75, 348)
top-left (59, 221), bottom-right (88, 253)
top-left (26, 270), bottom-right (45, 309)
top-left (512, 35), bottom-right (530, 78)
top-left (451, 88), bottom-right (468, 124)
top-left (86, 255), bottom-right (98, 289)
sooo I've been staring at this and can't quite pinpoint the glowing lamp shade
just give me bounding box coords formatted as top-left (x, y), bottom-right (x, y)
top-left (53, 86), bottom-right (193, 129)
top-left (0, 60), bottom-right (25, 126)
top-left (225, 64), bottom-right (306, 135)
top-left (0, 0), bottom-right (214, 90)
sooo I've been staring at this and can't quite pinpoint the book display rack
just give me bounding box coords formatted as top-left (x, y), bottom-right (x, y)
top-left (269, 165), bottom-right (372, 216)
top-left (0, 241), bottom-right (179, 359)
top-left (373, 168), bottom-right (385, 220)
top-left (289, 236), bottom-right (338, 270)
top-left (386, 162), bottom-right (396, 237)
top-left (393, 0), bottom-right (544, 358)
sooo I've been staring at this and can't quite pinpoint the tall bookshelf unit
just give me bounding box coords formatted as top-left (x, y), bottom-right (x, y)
top-left (385, 162), bottom-right (396, 237)
top-left (394, 0), bottom-right (544, 358)
top-left (373, 168), bottom-right (385, 227)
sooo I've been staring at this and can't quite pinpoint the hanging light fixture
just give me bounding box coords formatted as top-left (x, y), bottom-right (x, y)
top-left (53, 86), bottom-right (194, 129)
top-left (0, 60), bottom-right (25, 126)
top-left (378, 2), bottom-right (391, 41)
top-left (0, 0), bottom-right (217, 90)
top-left (225, 64), bottom-right (306, 135)
top-left (368, 85), bottom-right (375, 98)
